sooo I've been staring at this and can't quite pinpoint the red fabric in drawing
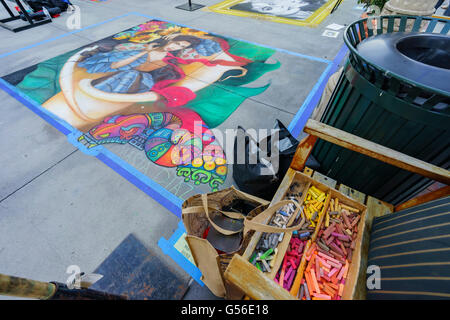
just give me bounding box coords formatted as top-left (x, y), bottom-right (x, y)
top-left (152, 42), bottom-right (251, 107)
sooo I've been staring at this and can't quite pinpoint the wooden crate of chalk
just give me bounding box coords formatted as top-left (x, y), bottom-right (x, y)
top-left (242, 170), bottom-right (367, 300)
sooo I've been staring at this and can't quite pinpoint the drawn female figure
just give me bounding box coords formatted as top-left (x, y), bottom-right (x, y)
top-left (28, 20), bottom-right (279, 191)
top-left (76, 34), bottom-right (250, 109)
top-left (231, 0), bottom-right (327, 20)
top-left (78, 35), bottom-right (203, 95)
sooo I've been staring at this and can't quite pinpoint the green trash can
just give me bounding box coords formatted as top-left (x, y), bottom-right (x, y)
top-left (313, 15), bottom-right (450, 205)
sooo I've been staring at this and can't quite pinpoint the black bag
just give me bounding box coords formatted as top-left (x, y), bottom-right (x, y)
top-left (233, 120), bottom-right (320, 200)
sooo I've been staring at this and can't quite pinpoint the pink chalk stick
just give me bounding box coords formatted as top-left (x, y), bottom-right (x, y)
top-left (285, 267), bottom-right (293, 281)
top-left (317, 257), bottom-right (331, 269)
top-left (318, 251), bottom-right (340, 264)
top-left (337, 265), bottom-right (346, 280)
top-left (330, 242), bottom-right (344, 256)
top-left (328, 268), bottom-right (339, 278)
top-left (325, 236), bottom-right (335, 245)
top-left (312, 293), bottom-right (331, 300)
top-left (289, 258), bottom-right (297, 269)
top-left (331, 232), bottom-right (350, 241)
top-left (327, 260), bottom-right (342, 269)
top-left (286, 269), bottom-right (296, 290)
top-left (322, 274), bottom-right (331, 282)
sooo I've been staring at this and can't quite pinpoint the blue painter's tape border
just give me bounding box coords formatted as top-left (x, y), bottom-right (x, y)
top-left (158, 221), bottom-right (204, 285)
top-left (0, 12), bottom-right (135, 59)
top-left (287, 43), bottom-right (349, 137)
top-left (0, 12), bottom-right (337, 216)
top-left (0, 76), bottom-right (183, 217)
top-left (96, 152), bottom-right (183, 217)
top-left (0, 78), bottom-right (73, 135)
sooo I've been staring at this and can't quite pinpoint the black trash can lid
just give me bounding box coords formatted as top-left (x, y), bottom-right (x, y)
top-left (357, 32), bottom-right (450, 93)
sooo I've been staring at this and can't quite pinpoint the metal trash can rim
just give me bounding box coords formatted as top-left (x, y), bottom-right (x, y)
top-left (343, 15), bottom-right (450, 98)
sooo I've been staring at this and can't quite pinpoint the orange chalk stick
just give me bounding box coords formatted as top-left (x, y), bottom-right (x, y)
top-left (310, 270), bottom-right (321, 294)
top-left (279, 268), bottom-right (286, 285)
top-left (289, 240), bottom-right (312, 297)
top-left (306, 243), bottom-right (316, 257)
top-left (331, 273), bottom-right (338, 285)
top-left (322, 284), bottom-right (336, 297)
top-left (305, 272), bottom-right (315, 295)
top-left (328, 282), bottom-right (339, 290)
top-left (321, 265), bottom-right (331, 274)
top-left (338, 283), bottom-right (345, 296)
top-left (315, 258), bottom-right (321, 281)
top-left (306, 256), bottom-right (314, 273)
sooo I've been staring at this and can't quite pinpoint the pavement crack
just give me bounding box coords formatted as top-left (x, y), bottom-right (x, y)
top-left (0, 149), bottom-right (78, 204)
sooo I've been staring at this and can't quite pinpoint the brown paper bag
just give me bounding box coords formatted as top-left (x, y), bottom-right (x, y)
top-left (183, 187), bottom-right (304, 298)
top-left (182, 186), bottom-right (269, 298)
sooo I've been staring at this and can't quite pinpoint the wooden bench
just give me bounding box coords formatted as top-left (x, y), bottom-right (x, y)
top-left (224, 119), bottom-right (450, 300)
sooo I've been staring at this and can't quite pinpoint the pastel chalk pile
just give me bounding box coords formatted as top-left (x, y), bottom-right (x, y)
top-left (274, 236), bottom-right (307, 291)
top-left (249, 201), bottom-right (299, 273)
top-left (297, 197), bottom-right (361, 300)
top-left (296, 185), bottom-right (328, 229)
top-left (318, 198), bottom-right (361, 264)
top-left (282, 184), bottom-right (329, 244)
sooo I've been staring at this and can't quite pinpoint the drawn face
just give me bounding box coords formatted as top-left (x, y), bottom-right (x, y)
top-left (164, 40), bottom-right (191, 51)
top-left (250, 0), bottom-right (309, 16)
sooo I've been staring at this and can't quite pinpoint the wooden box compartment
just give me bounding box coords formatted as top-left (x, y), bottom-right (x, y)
top-left (242, 169), bottom-right (367, 299)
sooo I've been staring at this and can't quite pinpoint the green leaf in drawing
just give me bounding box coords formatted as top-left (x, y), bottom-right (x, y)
top-left (185, 83), bottom-right (270, 128)
top-left (16, 50), bottom-right (77, 104)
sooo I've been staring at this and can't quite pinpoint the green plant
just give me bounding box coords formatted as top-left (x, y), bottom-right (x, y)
top-left (357, 0), bottom-right (389, 10)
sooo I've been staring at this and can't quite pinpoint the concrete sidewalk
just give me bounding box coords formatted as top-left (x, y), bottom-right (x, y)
top-left (0, 0), bottom-right (362, 299)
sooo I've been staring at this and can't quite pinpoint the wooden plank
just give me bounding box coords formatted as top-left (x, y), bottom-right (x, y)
top-left (338, 184), bottom-right (366, 204)
top-left (394, 185), bottom-right (450, 212)
top-left (303, 166), bottom-right (314, 177)
top-left (312, 171), bottom-right (337, 189)
top-left (224, 255), bottom-right (296, 300)
top-left (352, 196), bottom-right (394, 300)
top-left (303, 119), bottom-right (450, 185)
top-left (365, 196), bottom-right (394, 228)
top-left (290, 134), bottom-right (318, 172)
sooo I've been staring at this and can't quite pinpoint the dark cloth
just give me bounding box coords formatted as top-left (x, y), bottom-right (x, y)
top-left (366, 196), bottom-right (450, 299)
top-left (435, 0), bottom-right (450, 16)
top-left (435, 0), bottom-right (444, 9)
